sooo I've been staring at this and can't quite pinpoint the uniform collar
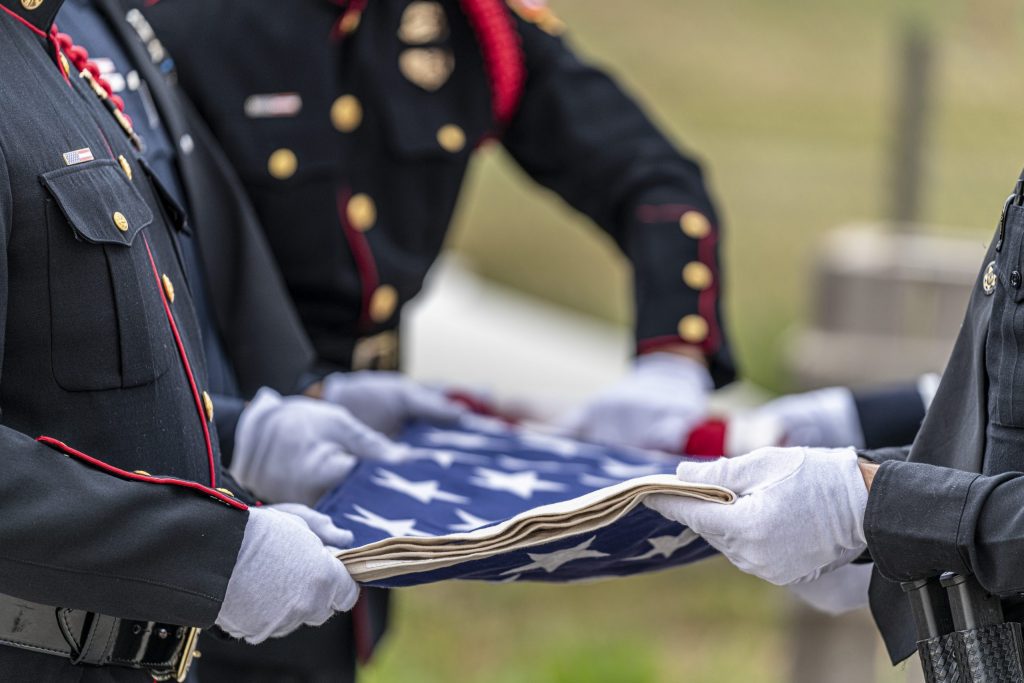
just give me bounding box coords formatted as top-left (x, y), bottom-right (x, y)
top-left (0, 0), bottom-right (66, 36)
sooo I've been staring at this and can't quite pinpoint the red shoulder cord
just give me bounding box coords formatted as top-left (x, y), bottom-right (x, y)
top-left (49, 24), bottom-right (132, 127)
top-left (458, 0), bottom-right (525, 131)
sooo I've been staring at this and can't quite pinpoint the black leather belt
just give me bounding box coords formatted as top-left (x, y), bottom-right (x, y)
top-left (0, 593), bottom-right (200, 681)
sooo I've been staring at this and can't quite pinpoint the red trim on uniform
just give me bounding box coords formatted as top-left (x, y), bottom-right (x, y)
top-left (0, 4), bottom-right (46, 37)
top-left (36, 436), bottom-right (247, 510)
top-left (142, 237), bottom-right (218, 488)
top-left (634, 202), bottom-right (722, 356)
top-left (636, 337), bottom-right (702, 356)
top-left (459, 0), bottom-right (526, 129)
top-left (682, 420), bottom-right (727, 458)
top-left (330, 0), bottom-right (367, 42)
top-left (336, 188), bottom-right (380, 329)
top-left (352, 594), bottom-right (374, 665)
top-left (697, 229), bottom-right (721, 353)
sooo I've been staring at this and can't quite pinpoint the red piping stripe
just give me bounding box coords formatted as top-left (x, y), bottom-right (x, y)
top-left (336, 188), bottom-right (380, 329)
top-left (635, 203), bottom-right (722, 356)
top-left (36, 436), bottom-right (247, 510)
top-left (0, 5), bottom-right (47, 38)
top-left (352, 595), bottom-right (373, 664)
top-left (697, 229), bottom-right (721, 353)
top-left (459, 0), bottom-right (526, 130)
top-left (142, 237), bottom-right (218, 488)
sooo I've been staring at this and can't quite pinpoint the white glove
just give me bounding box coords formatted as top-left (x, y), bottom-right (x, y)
top-left (217, 505), bottom-right (359, 644)
top-left (559, 353), bottom-right (712, 451)
top-left (725, 387), bottom-right (864, 456)
top-left (787, 562), bottom-right (872, 615)
top-left (232, 387), bottom-right (409, 505)
top-left (321, 371), bottom-right (467, 435)
top-left (645, 447), bottom-right (868, 585)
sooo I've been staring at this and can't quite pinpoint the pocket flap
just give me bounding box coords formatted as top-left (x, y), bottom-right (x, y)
top-left (40, 160), bottom-right (154, 247)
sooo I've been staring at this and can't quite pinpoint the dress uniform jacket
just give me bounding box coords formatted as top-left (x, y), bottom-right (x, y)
top-left (0, 1), bottom-right (254, 679)
top-left (859, 184), bottom-right (1024, 663)
top-left (52, 4), bottom-right (361, 682)
top-left (138, 0), bottom-right (735, 386)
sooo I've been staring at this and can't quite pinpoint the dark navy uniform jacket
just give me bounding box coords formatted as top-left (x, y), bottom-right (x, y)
top-left (861, 186), bottom-right (1024, 663)
top-left (140, 0), bottom-right (735, 386)
top-left (0, 1), bottom-right (252, 678)
top-left (55, 0), bottom-right (315, 455)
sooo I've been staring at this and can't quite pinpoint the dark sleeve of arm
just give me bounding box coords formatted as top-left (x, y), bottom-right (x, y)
top-left (501, 20), bottom-right (733, 386)
top-left (0, 150), bottom-right (247, 628)
top-left (864, 460), bottom-right (1024, 596)
top-left (852, 382), bottom-right (928, 449)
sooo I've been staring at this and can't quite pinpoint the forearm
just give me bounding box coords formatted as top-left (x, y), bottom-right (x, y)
top-left (0, 429), bottom-right (247, 627)
top-left (862, 460), bottom-right (1024, 595)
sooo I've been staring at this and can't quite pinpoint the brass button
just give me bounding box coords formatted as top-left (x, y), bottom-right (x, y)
top-left (347, 193), bottom-right (377, 232)
top-left (369, 284), bottom-right (398, 323)
top-left (678, 314), bottom-right (709, 344)
top-left (339, 10), bottom-right (362, 35)
top-left (398, 1), bottom-right (448, 44)
top-left (680, 211), bottom-right (711, 239)
top-left (21, 0), bottom-right (43, 10)
top-left (161, 274), bottom-right (175, 303)
top-left (331, 95), bottom-right (363, 133)
top-left (118, 155), bottom-right (133, 180)
top-left (983, 261), bottom-right (997, 296)
top-left (216, 487), bottom-right (235, 497)
top-left (437, 124), bottom-right (466, 153)
top-left (202, 391), bottom-right (214, 422)
top-left (113, 211), bottom-right (129, 232)
top-left (682, 262), bottom-right (713, 291)
top-left (267, 148), bottom-right (298, 180)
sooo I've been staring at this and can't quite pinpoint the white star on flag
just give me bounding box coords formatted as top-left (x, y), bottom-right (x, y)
top-left (345, 504), bottom-right (431, 538)
top-left (371, 469), bottom-right (470, 505)
top-left (625, 530), bottom-right (699, 561)
top-left (501, 536), bottom-right (609, 575)
top-left (469, 467), bottom-right (566, 499)
top-left (423, 431), bottom-right (503, 450)
top-left (448, 508), bottom-right (496, 532)
top-left (496, 454), bottom-right (576, 473)
top-left (600, 458), bottom-right (665, 479)
top-left (519, 433), bottom-right (582, 457)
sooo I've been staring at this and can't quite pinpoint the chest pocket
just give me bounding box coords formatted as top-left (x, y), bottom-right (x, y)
top-left (986, 202), bottom-right (1024, 427)
top-left (40, 160), bottom-right (173, 392)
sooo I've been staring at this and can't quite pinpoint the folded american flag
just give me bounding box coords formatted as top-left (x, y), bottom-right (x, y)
top-left (317, 417), bottom-right (733, 587)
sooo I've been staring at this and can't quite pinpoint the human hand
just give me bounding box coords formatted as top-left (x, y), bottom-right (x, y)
top-left (232, 388), bottom-right (409, 505)
top-left (216, 505), bottom-right (359, 644)
top-left (320, 371), bottom-right (466, 435)
top-left (559, 353), bottom-right (712, 452)
top-left (645, 446), bottom-right (869, 585)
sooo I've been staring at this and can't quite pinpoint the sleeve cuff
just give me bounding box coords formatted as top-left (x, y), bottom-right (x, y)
top-left (864, 460), bottom-right (978, 582)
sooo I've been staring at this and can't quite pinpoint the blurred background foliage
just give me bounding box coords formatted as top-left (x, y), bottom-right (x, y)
top-left (365, 0), bottom-right (1024, 680)
top-left (450, 0), bottom-right (1024, 391)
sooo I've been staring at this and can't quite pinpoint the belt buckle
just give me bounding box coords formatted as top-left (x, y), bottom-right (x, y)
top-left (173, 626), bottom-right (201, 682)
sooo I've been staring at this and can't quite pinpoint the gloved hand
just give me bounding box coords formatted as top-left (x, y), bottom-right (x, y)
top-left (725, 386), bottom-right (864, 456)
top-left (320, 371), bottom-right (466, 435)
top-left (217, 505), bottom-right (359, 644)
top-left (787, 562), bottom-right (872, 615)
top-left (232, 387), bottom-right (409, 505)
top-left (559, 353), bottom-right (712, 452)
top-left (645, 446), bottom-right (869, 585)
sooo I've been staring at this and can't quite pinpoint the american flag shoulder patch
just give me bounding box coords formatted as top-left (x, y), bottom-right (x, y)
top-left (62, 148), bottom-right (95, 166)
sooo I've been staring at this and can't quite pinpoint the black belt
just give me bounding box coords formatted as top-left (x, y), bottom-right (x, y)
top-left (0, 593), bottom-right (200, 681)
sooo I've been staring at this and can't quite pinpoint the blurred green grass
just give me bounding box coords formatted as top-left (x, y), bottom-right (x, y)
top-left (365, 1), bottom-right (1024, 680)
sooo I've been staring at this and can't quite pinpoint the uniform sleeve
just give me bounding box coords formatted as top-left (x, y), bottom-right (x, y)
top-left (502, 18), bottom-right (734, 386)
top-left (864, 460), bottom-right (1024, 596)
top-left (0, 147), bottom-right (247, 628)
